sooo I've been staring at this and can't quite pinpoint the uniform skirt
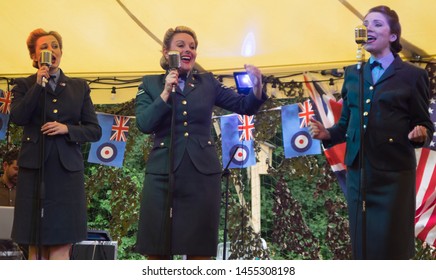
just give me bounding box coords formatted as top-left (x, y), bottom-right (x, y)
top-left (136, 152), bottom-right (221, 256)
top-left (346, 157), bottom-right (416, 260)
top-left (11, 147), bottom-right (87, 245)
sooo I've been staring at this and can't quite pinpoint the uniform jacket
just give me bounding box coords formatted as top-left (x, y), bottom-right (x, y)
top-left (10, 70), bottom-right (102, 171)
top-left (325, 56), bottom-right (433, 171)
top-left (135, 71), bottom-right (267, 175)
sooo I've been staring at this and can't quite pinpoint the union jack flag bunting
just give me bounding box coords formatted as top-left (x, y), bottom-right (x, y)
top-left (221, 114), bottom-right (256, 169)
top-left (88, 113), bottom-right (130, 168)
top-left (0, 90), bottom-right (12, 114)
top-left (281, 100), bottom-right (321, 159)
top-left (110, 116), bottom-right (131, 142)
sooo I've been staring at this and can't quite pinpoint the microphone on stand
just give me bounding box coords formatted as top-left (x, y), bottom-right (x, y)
top-left (355, 24), bottom-right (368, 259)
top-left (35, 48), bottom-right (52, 260)
top-left (40, 50), bottom-right (52, 87)
top-left (165, 50), bottom-right (181, 259)
top-left (354, 25), bottom-right (367, 70)
top-left (168, 51), bottom-right (181, 93)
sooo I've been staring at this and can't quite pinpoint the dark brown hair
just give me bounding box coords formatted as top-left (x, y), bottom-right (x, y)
top-left (2, 148), bottom-right (19, 165)
top-left (366, 5), bottom-right (402, 54)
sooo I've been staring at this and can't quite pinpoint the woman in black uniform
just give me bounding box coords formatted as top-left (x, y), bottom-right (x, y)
top-left (10, 28), bottom-right (101, 259)
top-left (135, 26), bottom-right (267, 260)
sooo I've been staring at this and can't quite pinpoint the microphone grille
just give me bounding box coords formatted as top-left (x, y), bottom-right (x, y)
top-left (168, 51), bottom-right (181, 69)
top-left (355, 25), bottom-right (367, 44)
top-left (40, 50), bottom-right (52, 66)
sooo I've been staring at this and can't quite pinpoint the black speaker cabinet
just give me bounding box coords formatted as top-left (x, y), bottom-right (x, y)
top-left (71, 241), bottom-right (117, 260)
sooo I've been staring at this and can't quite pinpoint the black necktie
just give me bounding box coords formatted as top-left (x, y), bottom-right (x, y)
top-left (370, 60), bottom-right (382, 70)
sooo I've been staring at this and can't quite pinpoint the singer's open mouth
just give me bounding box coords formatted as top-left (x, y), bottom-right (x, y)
top-left (181, 55), bottom-right (191, 62)
top-left (367, 35), bottom-right (376, 43)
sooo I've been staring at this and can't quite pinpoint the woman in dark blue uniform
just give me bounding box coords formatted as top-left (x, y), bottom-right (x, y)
top-left (135, 26), bottom-right (267, 260)
top-left (10, 28), bottom-right (102, 259)
top-left (310, 6), bottom-right (433, 259)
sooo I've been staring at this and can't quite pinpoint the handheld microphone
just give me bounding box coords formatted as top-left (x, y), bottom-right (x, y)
top-left (354, 25), bottom-right (367, 70)
top-left (168, 51), bottom-right (180, 92)
top-left (40, 50), bottom-right (52, 87)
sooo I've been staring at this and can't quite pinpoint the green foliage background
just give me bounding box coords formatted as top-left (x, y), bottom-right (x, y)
top-left (2, 88), bottom-right (435, 260)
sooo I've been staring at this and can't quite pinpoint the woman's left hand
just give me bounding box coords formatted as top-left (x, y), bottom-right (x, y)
top-left (41, 121), bottom-right (69, 135)
top-left (408, 125), bottom-right (428, 143)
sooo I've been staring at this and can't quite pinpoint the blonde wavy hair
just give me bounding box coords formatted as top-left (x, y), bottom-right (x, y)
top-left (159, 26), bottom-right (198, 70)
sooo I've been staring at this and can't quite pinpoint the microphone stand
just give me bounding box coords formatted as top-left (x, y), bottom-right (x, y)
top-left (356, 43), bottom-right (366, 260)
top-left (35, 75), bottom-right (48, 260)
top-left (164, 79), bottom-right (178, 260)
top-left (221, 145), bottom-right (239, 260)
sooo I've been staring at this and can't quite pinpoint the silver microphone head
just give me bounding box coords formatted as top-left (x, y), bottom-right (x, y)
top-left (355, 25), bottom-right (368, 44)
top-left (168, 51), bottom-right (181, 70)
top-left (40, 50), bottom-right (52, 67)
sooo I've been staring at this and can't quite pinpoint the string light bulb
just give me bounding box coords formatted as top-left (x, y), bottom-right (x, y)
top-left (111, 87), bottom-right (116, 100)
top-left (329, 78), bottom-right (338, 94)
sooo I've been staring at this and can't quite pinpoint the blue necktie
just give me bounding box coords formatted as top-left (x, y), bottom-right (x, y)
top-left (178, 78), bottom-right (185, 91)
top-left (370, 61), bottom-right (383, 83)
top-left (49, 75), bottom-right (57, 91)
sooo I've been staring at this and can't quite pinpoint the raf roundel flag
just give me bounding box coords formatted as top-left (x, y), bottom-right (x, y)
top-left (88, 113), bottom-right (131, 168)
top-left (221, 114), bottom-right (256, 169)
top-left (281, 101), bottom-right (321, 158)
